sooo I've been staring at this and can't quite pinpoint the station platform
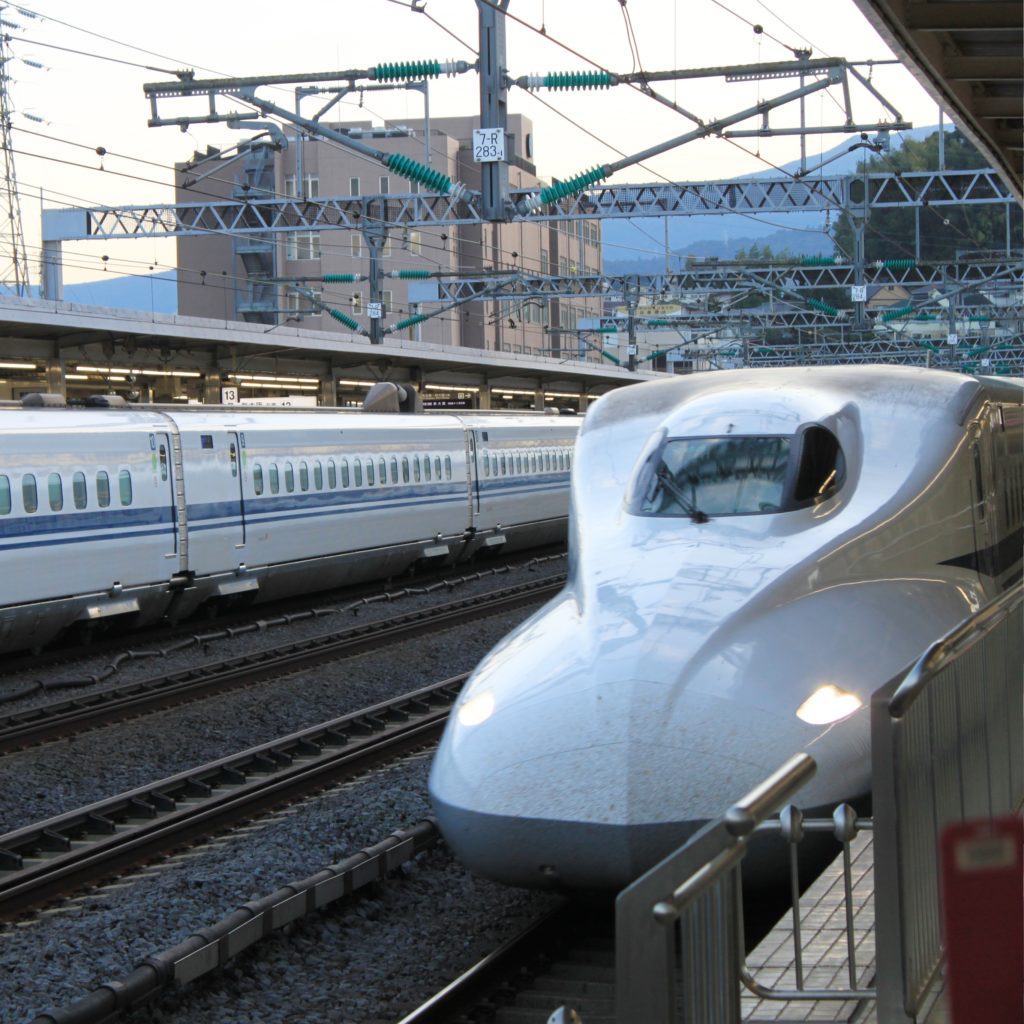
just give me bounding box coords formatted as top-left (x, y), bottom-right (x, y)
top-left (743, 832), bottom-right (949, 1023)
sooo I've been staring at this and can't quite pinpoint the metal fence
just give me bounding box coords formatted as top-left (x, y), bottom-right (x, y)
top-left (613, 583), bottom-right (1022, 1023)
top-left (873, 584), bottom-right (1024, 1021)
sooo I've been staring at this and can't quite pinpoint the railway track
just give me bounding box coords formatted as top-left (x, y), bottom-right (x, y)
top-left (0, 574), bottom-right (564, 753)
top-left (0, 675), bottom-right (467, 921)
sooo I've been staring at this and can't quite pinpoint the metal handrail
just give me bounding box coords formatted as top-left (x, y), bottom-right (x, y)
top-left (889, 583), bottom-right (1023, 718)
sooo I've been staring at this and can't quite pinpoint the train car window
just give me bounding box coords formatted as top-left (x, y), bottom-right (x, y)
top-left (118, 469), bottom-right (133, 506)
top-left (435, 456), bottom-right (442, 480)
top-left (424, 457), bottom-right (432, 482)
top-left (558, 452), bottom-right (565, 471)
top-left (531, 453), bottom-right (538, 473)
top-left (314, 462), bottom-right (323, 490)
top-left (229, 443), bottom-right (238, 478)
top-left (48, 473), bottom-right (63, 512)
top-left (445, 455), bottom-right (452, 480)
top-left (285, 463), bottom-right (295, 493)
top-left (366, 460), bottom-right (375, 486)
top-left (341, 459), bottom-right (350, 487)
top-left (0, 475), bottom-right (9, 515)
top-left (253, 464), bottom-right (264, 496)
top-left (792, 427), bottom-right (844, 503)
top-left (354, 460), bottom-right (363, 487)
top-left (973, 446), bottom-right (986, 520)
top-left (72, 472), bottom-right (87, 510)
top-left (483, 454), bottom-right (490, 477)
top-left (390, 456), bottom-right (399, 483)
top-left (96, 471), bottom-right (110, 508)
top-left (269, 464), bottom-right (280, 494)
top-left (158, 444), bottom-right (169, 482)
top-left (500, 454), bottom-right (507, 476)
top-left (567, 453), bottom-right (572, 470)
top-left (379, 457), bottom-right (387, 484)
top-left (201, 435), bottom-right (214, 449)
top-left (413, 456), bottom-right (421, 483)
top-left (402, 457), bottom-right (410, 483)
top-left (516, 454), bottom-right (523, 474)
top-left (22, 474), bottom-right (37, 513)
top-left (545, 452), bottom-right (552, 472)
top-left (327, 460), bottom-right (336, 489)
top-left (491, 455), bottom-right (498, 476)
top-left (299, 462), bottom-right (309, 492)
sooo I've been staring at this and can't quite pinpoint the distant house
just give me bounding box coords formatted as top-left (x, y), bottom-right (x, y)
top-left (866, 284), bottom-right (912, 310)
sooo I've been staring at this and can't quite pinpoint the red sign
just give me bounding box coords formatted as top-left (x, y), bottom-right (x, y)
top-left (940, 815), bottom-right (1023, 1024)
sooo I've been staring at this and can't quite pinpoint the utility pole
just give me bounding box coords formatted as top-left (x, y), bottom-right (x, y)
top-left (0, 23), bottom-right (30, 296)
top-left (478, 0), bottom-right (510, 220)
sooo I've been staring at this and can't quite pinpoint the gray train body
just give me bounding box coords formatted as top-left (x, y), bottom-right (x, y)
top-left (0, 406), bottom-right (579, 653)
top-left (429, 366), bottom-right (1023, 891)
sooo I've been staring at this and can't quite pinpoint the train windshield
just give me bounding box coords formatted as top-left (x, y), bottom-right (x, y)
top-left (636, 435), bottom-right (791, 517)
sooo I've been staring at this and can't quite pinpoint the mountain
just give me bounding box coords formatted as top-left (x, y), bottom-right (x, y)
top-left (600, 125), bottom-right (946, 272)
top-left (2, 270), bottom-right (178, 315)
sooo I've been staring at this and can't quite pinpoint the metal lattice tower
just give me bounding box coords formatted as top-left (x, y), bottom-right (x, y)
top-left (0, 24), bottom-right (30, 296)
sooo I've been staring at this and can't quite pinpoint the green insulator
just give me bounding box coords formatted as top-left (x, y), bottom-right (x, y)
top-left (913, 314), bottom-right (938, 321)
top-left (800, 255), bottom-right (836, 266)
top-left (536, 166), bottom-right (607, 206)
top-left (968, 315), bottom-right (991, 323)
top-left (372, 60), bottom-right (441, 82)
top-left (328, 308), bottom-right (360, 331)
top-left (543, 71), bottom-right (613, 90)
top-left (594, 325), bottom-right (618, 333)
top-left (882, 305), bottom-right (914, 322)
top-left (602, 351), bottom-right (622, 365)
top-left (808, 298), bottom-right (839, 316)
top-left (322, 273), bottom-right (358, 283)
top-left (881, 258), bottom-right (916, 269)
top-left (393, 314), bottom-right (429, 331)
top-left (647, 319), bottom-right (674, 327)
top-left (386, 153), bottom-right (454, 195)
top-left (395, 269), bottom-right (431, 279)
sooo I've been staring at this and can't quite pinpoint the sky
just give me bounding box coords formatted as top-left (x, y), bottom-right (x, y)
top-left (0, 0), bottom-right (946, 287)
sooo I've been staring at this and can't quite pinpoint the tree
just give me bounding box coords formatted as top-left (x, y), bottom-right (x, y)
top-left (831, 130), bottom-right (1022, 263)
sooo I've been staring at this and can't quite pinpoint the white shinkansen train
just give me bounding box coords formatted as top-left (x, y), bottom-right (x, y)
top-left (429, 366), bottom-right (1023, 891)
top-left (0, 400), bottom-right (579, 654)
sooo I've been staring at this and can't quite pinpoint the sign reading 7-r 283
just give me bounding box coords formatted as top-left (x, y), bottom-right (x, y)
top-left (472, 128), bottom-right (506, 163)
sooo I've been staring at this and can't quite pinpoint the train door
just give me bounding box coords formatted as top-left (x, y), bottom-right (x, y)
top-left (969, 423), bottom-right (996, 582)
top-left (151, 432), bottom-right (179, 564)
top-left (468, 430), bottom-right (482, 519)
top-left (227, 430), bottom-right (246, 548)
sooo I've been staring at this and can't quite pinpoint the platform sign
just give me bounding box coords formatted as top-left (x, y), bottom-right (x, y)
top-left (947, 332), bottom-right (959, 346)
top-left (221, 386), bottom-right (239, 405)
top-left (472, 128), bottom-right (506, 162)
top-left (940, 816), bottom-right (1023, 1024)
top-left (850, 285), bottom-right (867, 303)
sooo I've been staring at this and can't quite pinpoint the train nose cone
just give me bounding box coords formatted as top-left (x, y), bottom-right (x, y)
top-left (430, 667), bottom-right (777, 890)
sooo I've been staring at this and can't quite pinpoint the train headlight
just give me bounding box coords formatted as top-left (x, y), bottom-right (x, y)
top-left (457, 690), bottom-right (495, 727)
top-left (796, 685), bottom-right (862, 725)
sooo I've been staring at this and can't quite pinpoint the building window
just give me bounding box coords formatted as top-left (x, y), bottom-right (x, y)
top-left (351, 235), bottom-right (362, 259)
top-left (409, 230), bottom-right (421, 255)
top-left (349, 176), bottom-right (360, 196)
top-left (351, 293), bottom-right (363, 314)
top-left (286, 231), bottom-right (320, 261)
top-left (379, 174), bottom-right (390, 194)
top-left (382, 290), bottom-right (393, 314)
top-left (540, 249), bottom-right (549, 275)
top-left (285, 175), bottom-right (319, 198)
top-left (382, 236), bottom-right (392, 259)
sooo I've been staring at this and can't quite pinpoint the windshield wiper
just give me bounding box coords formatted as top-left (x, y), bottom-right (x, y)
top-left (655, 469), bottom-right (710, 523)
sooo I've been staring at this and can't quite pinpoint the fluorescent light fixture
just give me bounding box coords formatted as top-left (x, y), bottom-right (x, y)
top-left (491, 387), bottom-right (536, 396)
top-left (238, 381), bottom-right (318, 391)
top-left (546, 391), bottom-right (581, 399)
top-left (457, 691), bottom-right (495, 727)
top-left (232, 373), bottom-right (319, 384)
top-left (107, 376), bottom-right (127, 382)
top-left (796, 685), bottom-right (863, 725)
top-left (76, 365), bottom-right (132, 374)
top-left (65, 374), bottom-right (88, 380)
top-left (336, 379), bottom-right (374, 388)
top-left (424, 383), bottom-right (480, 393)
top-left (0, 360), bottom-right (38, 370)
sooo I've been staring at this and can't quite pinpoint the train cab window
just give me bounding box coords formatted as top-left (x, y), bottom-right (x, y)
top-left (445, 455), bottom-right (452, 480)
top-left (366, 460), bottom-right (375, 486)
top-left (379, 457), bottom-right (387, 484)
top-left (299, 462), bottom-right (309, 492)
top-left (792, 427), bottom-right (844, 504)
top-left (341, 459), bottom-right (350, 487)
top-left (253, 464), bottom-right (264, 496)
top-left (269, 464), bottom-right (280, 494)
top-left (413, 456), bottom-right (421, 483)
top-left (285, 463), bottom-right (295, 493)
top-left (424, 456), bottom-right (432, 482)
top-left (390, 456), bottom-right (399, 483)
top-left (402, 457), bottom-right (410, 483)
top-left (118, 469), bottom-right (133, 506)
top-left (229, 442), bottom-right (238, 478)
top-left (22, 474), bottom-right (37, 513)
top-left (158, 444), bottom-right (169, 482)
top-left (314, 462), bottom-right (323, 490)
top-left (0, 475), bottom-right (9, 514)
top-left (48, 473), bottom-right (63, 512)
top-left (72, 472), bottom-right (87, 510)
top-left (354, 461), bottom-right (363, 487)
top-left (96, 471), bottom-right (110, 508)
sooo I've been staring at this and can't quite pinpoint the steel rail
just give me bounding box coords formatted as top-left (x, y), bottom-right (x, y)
top-left (0, 575), bottom-right (564, 753)
top-left (0, 675), bottom-right (467, 920)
